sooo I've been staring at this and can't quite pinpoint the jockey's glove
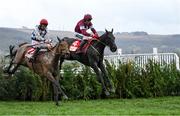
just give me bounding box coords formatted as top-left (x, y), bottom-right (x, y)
top-left (91, 33), bottom-right (99, 39)
top-left (36, 37), bottom-right (45, 42)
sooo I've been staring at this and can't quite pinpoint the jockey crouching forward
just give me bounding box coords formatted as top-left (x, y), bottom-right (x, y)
top-left (27, 19), bottom-right (52, 62)
top-left (75, 14), bottom-right (99, 51)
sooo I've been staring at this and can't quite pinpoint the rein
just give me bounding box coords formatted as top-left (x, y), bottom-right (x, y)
top-left (96, 38), bottom-right (107, 46)
top-left (90, 37), bottom-right (108, 55)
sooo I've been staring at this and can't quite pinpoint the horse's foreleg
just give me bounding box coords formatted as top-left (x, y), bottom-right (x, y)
top-left (46, 71), bottom-right (68, 106)
top-left (90, 62), bottom-right (110, 96)
top-left (46, 72), bottom-right (60, 106)
top-left (56, 60), bottom-right (68, 99)
top-left (52, 83), bottom-right (59, 106)
top-left (54, 70), bottom-right (68, 100)
top-left (57, 84), bottom-right (68, 100)
top-left (59, 59), bottom-right (64, 70)
top-left (59, 59), bottom-right (64, 80)
top-left (99, 62), bottom-right (115, 93)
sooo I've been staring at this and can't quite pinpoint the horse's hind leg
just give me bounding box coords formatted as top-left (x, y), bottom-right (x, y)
top-left (3, 58), bottom-right (13, 73)
top-left (3, 45), bottom-right (16, 73)
top-left (7, 47), bottom-right (23, 75)
top-left (3, 58), bottom-right (19, 75)
top-left (8, 63), bottom-right (20, 75)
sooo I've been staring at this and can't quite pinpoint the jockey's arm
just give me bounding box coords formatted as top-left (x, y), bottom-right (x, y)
top-left (43, 33), bottom-right (52, 43)
top-left (32, 29), bottom-right (45, 42)
top-left (90, 26), bottom-right (99, 38)
top-left (89, 24), bottom-right (97, 34)
top-left (91, 28), bottom-right (97, 34)
top-left (81, 29), bottom-right (91, 37)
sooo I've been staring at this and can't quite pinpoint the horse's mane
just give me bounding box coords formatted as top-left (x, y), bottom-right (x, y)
top-left (49, 40), bottom-right (63, 51)
top-left (63, 37), bottom-right (77, 44)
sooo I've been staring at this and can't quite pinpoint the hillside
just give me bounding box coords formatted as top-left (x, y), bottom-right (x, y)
top-left (0, 27), bottom-right (180, 55)
top-left (0, 27), bottom-right (74, 55)
top-left (115, 33), bottom-right (180, 54)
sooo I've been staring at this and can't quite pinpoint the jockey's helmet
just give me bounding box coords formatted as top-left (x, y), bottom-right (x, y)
top-left (84, 14), bottom-right (92, 21)
top-left (40, 19), bottom-right (48, 26)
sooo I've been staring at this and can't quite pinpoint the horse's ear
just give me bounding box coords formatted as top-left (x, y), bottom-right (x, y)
top-left (105, 29), bottom-right (108, 33)
top-left (57, 36), bottom-right (61, 42)
top-left (111, 28), bottom-right (113, 33)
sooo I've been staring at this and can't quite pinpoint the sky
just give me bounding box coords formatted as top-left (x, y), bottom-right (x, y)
top-left (0, 0), bottom-right (180, 34)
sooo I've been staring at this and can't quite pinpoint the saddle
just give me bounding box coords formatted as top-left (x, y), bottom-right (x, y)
top-left (25, 43), bottom-right (53, 59)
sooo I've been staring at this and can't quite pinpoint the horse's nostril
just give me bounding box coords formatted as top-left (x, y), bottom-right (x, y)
top-left (110, 46), bottom-right (117, 52)
top-left (66, 53), bottom-right (69, 56)
top-left (114, 47), bottom-right (117, 51)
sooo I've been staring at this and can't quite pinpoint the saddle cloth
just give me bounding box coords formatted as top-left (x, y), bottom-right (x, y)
top-left (69, 38), bottom-right (97, 53)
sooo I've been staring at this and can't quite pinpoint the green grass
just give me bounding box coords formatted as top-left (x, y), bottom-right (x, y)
top-left (0, 97), bottom-right (180, 115)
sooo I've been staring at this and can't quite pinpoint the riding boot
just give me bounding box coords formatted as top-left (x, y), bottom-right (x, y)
top-left (29, 47), bottom-right (40, 62)
top-left (77, 40), bottom-right (87, 53)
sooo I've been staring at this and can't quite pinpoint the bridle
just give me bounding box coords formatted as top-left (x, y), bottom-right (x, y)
top-left (90, 34), bottom-right (114, 55)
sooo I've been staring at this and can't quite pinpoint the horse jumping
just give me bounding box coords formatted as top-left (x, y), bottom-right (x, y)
top-left (4, 38), bottom-right (70, 106)
top-left (60, 29), bottom-right (117, 96)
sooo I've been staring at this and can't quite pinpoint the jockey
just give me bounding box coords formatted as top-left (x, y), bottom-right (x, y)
top-left (28, 19), bottom-right (51, 61)
top-left (75, 14), bottom-right (99, 51)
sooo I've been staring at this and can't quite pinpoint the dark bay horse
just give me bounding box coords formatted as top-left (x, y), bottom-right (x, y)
top-left (60, 29), bottom-right (117, 96)
top-left (5, 38), bottom-right (70, 106)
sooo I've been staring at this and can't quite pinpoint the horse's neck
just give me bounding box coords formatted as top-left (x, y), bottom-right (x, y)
top-left (93, 37), bottom-right (106, 54)
top-left (45, 45), bottom-right (59, 62)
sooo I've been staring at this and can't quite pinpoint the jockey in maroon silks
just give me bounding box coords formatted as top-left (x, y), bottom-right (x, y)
top-left (75, 14), bottom-right (99, 51)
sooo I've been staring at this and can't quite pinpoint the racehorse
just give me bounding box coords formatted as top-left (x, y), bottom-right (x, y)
top-left (4, 38), bottom-right (70, 106)
top-left (60, 29), bottom-right (117, 96)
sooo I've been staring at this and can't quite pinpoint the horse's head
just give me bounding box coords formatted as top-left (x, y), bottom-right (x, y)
top-left (57, 37), bottom-right (70, 58)
top-left (101, 29), bottom-right (117, 52)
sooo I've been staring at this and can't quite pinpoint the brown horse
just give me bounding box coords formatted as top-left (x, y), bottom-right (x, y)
top-left (5, 38), bottom-right (70, 106)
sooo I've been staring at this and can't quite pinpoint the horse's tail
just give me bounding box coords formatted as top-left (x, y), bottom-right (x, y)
top-left (9, 42), bottom-right (28, 59)
top-left (9, 45), bottom-right (17, 59)
top-left (3, 45), bottom-right (17, 74)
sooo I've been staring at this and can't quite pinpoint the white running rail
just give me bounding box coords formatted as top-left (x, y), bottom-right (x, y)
top-left (104, 53), bottom-right (180, 70)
